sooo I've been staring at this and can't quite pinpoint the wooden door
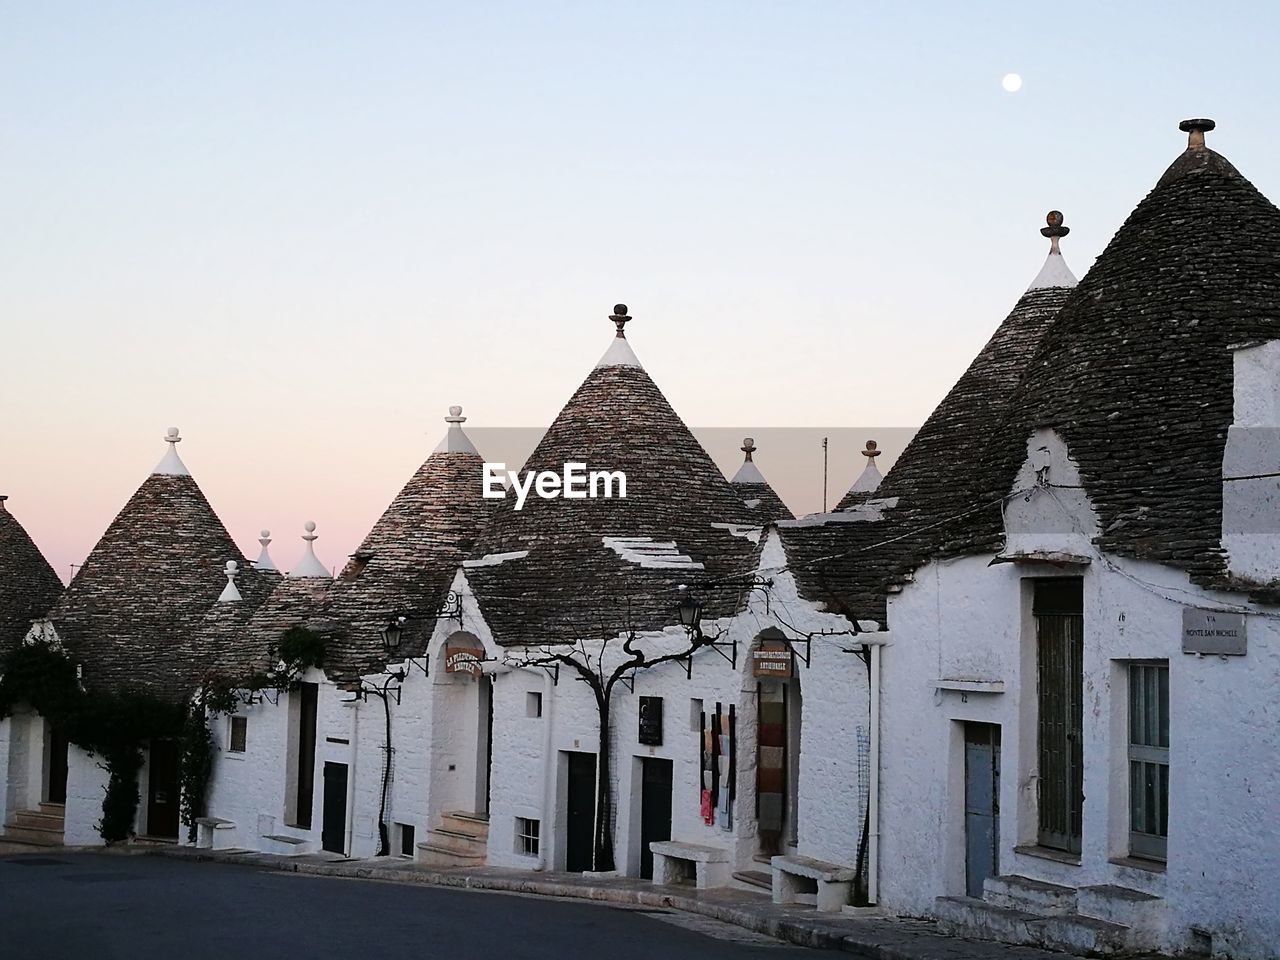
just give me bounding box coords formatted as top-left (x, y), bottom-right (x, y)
top-left (639, 758), bottom-right (673, 880)
top-left (1035, 579), bottom-right (1084, 854)
top-left (46, 727), bottom-right (69, 805)
top-left (964, 723), bottom-right (1001, 897)
top-left (565, 752), bottom-right (596, 872)
top-left (295, 682), bottom-right (318, 829)
top-left (321, 762), bottom-right (348, 854)
top-left (146, 739), bottom-right (180, 838)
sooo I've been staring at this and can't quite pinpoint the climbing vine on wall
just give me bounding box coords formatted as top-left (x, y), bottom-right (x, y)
top-left (0, 643), bottom-right (184, 842)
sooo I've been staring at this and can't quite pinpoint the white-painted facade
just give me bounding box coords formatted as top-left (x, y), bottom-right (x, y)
top-left (876, 416), bottom-right (1280, 957)
top-left (192, 529), bottom-right (876, 901)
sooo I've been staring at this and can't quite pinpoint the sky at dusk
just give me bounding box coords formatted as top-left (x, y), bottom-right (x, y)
top-left (4, 1), bottom-right (1280, 579)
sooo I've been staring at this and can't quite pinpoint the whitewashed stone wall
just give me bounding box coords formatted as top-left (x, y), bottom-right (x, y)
top-left (64, 744), bottom-right (106, 846)
top-left (452, 531), bottom-right (873, 877)
top-left (879, 534), bottom-right (1280, 957)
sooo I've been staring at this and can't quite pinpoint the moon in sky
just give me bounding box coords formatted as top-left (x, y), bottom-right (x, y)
top-left (1002, 73), bottom-right (1023, 93)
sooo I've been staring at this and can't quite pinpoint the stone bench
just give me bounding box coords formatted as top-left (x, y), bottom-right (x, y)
top-left (771, 854), bottom-right (856, 912)
top-left (649, 841), bottom-right (731, 889)
top-left (195, 817), bottom-right (234, 850)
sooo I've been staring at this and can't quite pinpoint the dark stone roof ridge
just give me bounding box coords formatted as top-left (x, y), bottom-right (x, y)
top-left (468, 361), bottom-right (760, 644)
top-left (47, 472), bottom-right (270, 701)
top-left (0, 505), bottom-right (65, 655)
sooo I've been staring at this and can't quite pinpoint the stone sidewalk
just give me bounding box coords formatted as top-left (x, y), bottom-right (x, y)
top-left (116, 845), bottom-right (1094, 960)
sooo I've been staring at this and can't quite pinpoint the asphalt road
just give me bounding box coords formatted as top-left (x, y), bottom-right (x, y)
top-left (0, 852), bottom-right (843, 959)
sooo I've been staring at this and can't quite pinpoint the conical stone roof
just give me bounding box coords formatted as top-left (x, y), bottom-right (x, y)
top-left (48, 430), bottom-right (270, 701)
top-left (730, 438), bottom-right (794, 523)
top-left (469, 306), bottom-right (759, 644)
top-left (1004, 120), bottom-right (1280, 586)
top-left (782, 213), bottom-right (1078, 619)
top-left (0, 498), bottom-right (64, 655)
top-left (318, 407), bottom-right (496, 680)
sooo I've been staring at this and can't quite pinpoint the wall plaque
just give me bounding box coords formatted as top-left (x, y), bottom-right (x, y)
top-left (752, 640), bottom-right (793, 678)
top-left (1181, 608), bottom-right (1247, 656)
top-left (638, 696), bottom-right (663, 746)
top-left (445, 637), bottom-right (485, 675)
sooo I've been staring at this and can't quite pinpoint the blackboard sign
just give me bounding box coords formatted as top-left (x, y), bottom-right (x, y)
top-left (638, 696), bottom-right (663, 746)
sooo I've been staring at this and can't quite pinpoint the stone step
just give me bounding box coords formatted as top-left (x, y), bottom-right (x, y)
top-left (1078, 884), bottom-right (1167, 940)
top-left (261, 834), bottom-right (312, 856)
top-left (440, 811), bottom-right (489, 840)
top-left (935, 896), bottom-right (1136, 955)
top-left (38, 802), bottom-right (66, 816)
top-left (732, 869), bottom-right (772, 891)
top-left (1, 824), bottom-right (63, 847)
top-left (416, 841), bottom-right (486, 868)
top-left (425, 828), bottom-right (487, 857)
top-left (983, 874), bottom-right (1078, 915)
top-left (11, 810), bottom-right (66, 830)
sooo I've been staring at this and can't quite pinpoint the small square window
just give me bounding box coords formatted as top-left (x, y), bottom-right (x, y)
top-left (526, 691), bottom-right (543, 718)
top-left (398, 823), bottom-right (416, 857)
top-left (690, 698), bottom-right (703, 732)
top-left (228, 716), bottom-right (247, 753)
top-left (515, 817), bottom-right (540, 857)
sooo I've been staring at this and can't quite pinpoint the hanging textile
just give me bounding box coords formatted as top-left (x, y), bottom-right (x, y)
top-left (716, 705), bottom-right (735, 831)
top-left (756, 682), bottom-right (787, 855)
top-left (700, 709), bottom-right (716, 825)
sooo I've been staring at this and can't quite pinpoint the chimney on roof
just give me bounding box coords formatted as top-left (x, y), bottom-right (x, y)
top-left (0, 495), bottom-right (7, 513)
top-left (610, 304), bottom-right (631, 339)
top-left (255, 529), bottom-right (277, 571)
top-left (218, 560), bottom-right (243, 602)
top-left (289, 521), bottom-right (332, 579)
top-left (1180, 118), bottom-right (1215, 151)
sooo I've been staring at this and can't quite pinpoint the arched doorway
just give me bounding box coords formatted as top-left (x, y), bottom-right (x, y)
top-left (433, 632), bottom-right (493, 818)
top-left (752, 630), bottom-right (802, 857)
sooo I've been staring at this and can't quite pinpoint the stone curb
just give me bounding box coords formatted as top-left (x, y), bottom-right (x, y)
top-left (133, 846), bottom-right (897, 956)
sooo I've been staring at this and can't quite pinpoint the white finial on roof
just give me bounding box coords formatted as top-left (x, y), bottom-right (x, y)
top-left (289, 521), bottom-right (332, 579)
top-left (152, 426), bottom-right (191, 476)
top-left (731, 437), bottom-right (768, 485)
top-left (1027, 210), bottom-right (1078, 290)
top-left (596, 303), bottom-right (642, 368)
top-left (433, 404), bottom-right (481, 455)
top-left (850, 440), bottom-right (883, 493)
top-left (254, 529), bottom-right (277, 571)
top-left (218, 560), bottom-right (243, 602)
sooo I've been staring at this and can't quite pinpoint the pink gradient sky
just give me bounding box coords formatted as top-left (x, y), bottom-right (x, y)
top-left (4, 3), bottom-right (1278, 579)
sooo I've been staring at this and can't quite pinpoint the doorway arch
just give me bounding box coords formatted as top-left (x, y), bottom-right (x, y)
top-left (429, 632), bottom-right (493, 820)
top-left (751, 629), bottom-right (802, 857)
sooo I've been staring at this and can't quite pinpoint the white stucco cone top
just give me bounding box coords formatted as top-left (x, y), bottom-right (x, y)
top-left (595, 303), bottom-right (643, 368)
top-left (432, 405), bottom-right (481, 455)
top-left (731, 437), bottom-right (768, 484)
top-left (1026, 210), bottom-right (1079, 290)
top-left (850, 440), bottom-right (884, 494)
top-left (218, 560), bottom-right (243, 602)
top-left (254, 529), bottom-right (277, 571)
top-left (289, 521), bottom-right (332, 579)
top-left (152, 427), bottom-right (191, 476)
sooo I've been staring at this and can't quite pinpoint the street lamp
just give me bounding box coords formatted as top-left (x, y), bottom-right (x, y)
top-left (380, 615), bottom-right (407, 656)
top-left (676, 586), bottom-right (702, 638)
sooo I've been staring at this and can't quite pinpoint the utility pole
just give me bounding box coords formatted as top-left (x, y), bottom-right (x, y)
top-left (822, 436), bottom-right (829, 512)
